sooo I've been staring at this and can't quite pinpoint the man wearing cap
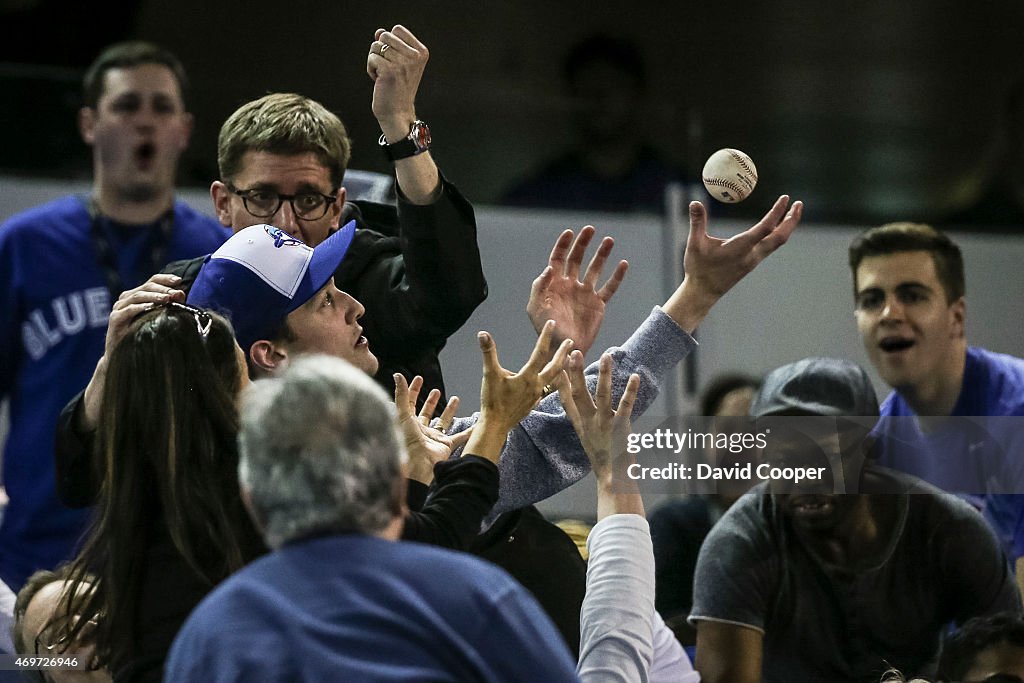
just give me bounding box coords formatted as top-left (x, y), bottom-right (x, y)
top-left (47, 26), bottom-right (482, 596)
top-left (690, 357), bottom-right (1020, 683)
top-left (849, 222), bottom-right (1024, 585)
top-left (55, 194), bottom-right (800, 661)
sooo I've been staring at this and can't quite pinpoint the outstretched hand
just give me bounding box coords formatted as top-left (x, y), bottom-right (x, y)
top-left (465, 320), bottom-right (574, 462)
top-left (560, 349), bottom-right (644, 518)
top-left (527, 226), bottom-right (628, 358)
top-left (394, 374), bottom-right (470, 484)
top-left (667, 195), bottom-right (802, 332)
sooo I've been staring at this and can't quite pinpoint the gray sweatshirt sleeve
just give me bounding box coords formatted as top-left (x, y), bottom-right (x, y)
top-left (448, 306), bottom-right (697, 516)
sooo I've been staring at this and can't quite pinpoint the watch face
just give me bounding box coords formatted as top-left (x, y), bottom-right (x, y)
top-left (412, 121), bottom-right (431, 150)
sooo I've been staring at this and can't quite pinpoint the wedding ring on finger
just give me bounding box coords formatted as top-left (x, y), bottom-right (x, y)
top-left (380, 43), bottom-right (390, 56)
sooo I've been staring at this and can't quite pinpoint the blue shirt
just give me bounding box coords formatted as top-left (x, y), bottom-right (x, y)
top-left (165, 534), bottom-right (579, 682)
top-left (876, 346), bottom-right (1024, 559)
top-left (0, 195), bottom-right (229, 589)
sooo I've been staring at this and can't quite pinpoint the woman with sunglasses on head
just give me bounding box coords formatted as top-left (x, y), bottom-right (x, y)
top-left (56, 302), bottom-right (264, 682)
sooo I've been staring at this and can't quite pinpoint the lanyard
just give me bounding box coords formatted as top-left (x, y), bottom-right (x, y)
top-left (87, 197), bottom-right (175, 299)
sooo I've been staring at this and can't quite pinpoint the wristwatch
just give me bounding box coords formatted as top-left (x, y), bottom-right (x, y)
top-left (379, 120), bottom-right (432, 161)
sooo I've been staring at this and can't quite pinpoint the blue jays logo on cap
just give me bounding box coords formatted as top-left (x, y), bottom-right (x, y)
top-left (264, 225), bottom-right (304, 248)
top-left (186, 221), bottom-right (357, 352)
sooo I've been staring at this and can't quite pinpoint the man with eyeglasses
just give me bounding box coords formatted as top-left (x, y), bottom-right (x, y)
top-left (0, 42), bottom-right (229, 594)
top-left (175, 24), bottom-right (485, 408)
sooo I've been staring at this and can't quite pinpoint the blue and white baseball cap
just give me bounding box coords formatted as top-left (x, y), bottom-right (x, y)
top-left (187, 221), bottom-right (356, 351)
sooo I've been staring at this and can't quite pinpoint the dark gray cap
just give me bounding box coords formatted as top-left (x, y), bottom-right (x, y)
top-left (750, 357), bottom-right (879, 418)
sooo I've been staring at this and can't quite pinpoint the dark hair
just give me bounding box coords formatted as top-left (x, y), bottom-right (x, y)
top-left (563, 34), bottom-right (647, 92)
top-left (82, 41), bottom-right (190, 109)
top-left (936, 612), bottom-right (1024, 682)
top-left (63, 305), bottom-right (259, 666)
top-left (700, 373), bottom-right (761, 417)
top-left (848, 222), bottom-right (965, 303)
top-left (245, 317), bottom-right (297, 379)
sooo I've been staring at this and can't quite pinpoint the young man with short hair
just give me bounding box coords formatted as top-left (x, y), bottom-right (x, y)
top-left (0, 41), bottom-right (229, 590)
top-left (849, 222), bottom-right (1024, 582)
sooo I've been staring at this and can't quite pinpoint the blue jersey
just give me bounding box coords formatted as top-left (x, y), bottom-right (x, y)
top-left (876, 346), bottom-right (1024, 560)
top-left (0, 195), bottom-right (229, 590)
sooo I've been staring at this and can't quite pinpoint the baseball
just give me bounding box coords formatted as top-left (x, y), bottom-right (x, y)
top-left (702, 148), bottom-right (758, 203)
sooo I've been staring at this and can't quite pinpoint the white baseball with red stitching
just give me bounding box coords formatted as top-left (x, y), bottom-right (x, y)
top-left (702, 148), bottom-right (758, 203)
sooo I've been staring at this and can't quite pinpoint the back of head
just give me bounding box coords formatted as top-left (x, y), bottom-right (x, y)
top-left (217, 93), bottom-right (352, 190)
top-left (700, 373), bottom-right (761, 417)
top-left (82, 41), bottom-right (189, 109)
top-left (12, 566), bottom-right (65, 655)
top-left (14, 564), bottom-right (102, 672)
top-left (238, 355), bottom-right (405, 549)
top-left (848, 222), bottom-right (965, 303)
top-left (937, 612), bottom-right (1024, 682)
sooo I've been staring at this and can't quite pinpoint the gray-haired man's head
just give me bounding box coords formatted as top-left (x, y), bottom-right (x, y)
top-left (237, 355), bottom-right (406, 549)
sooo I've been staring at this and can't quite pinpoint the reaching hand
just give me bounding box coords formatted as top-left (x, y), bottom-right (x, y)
top-left (527, 226), bottom-right (628, 358)
top-left (666, 195), bottom-right (802, 332)
top-left (394, 374), bottom-right (470, 484)
top-left (685, 195), bottom-right (801, 300)
top-left (106, 274), bottom-right (185, 358)
top-left (367, 25), bottom-right (428, 135)
top-left (465, 321), bottom-right (573, 461)
top-left (560, 350), bottom-right (640, 483)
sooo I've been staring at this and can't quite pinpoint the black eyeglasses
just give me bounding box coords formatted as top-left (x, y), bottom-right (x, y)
top-left (227, 184), bottom-right (337, 221)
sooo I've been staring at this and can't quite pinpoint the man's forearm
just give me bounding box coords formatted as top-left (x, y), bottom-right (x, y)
top-left (378, 116), bottom-right (442, 205)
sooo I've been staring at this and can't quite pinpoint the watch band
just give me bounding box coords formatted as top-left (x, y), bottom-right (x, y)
top-left (379, 120), bottom-right (431, 162)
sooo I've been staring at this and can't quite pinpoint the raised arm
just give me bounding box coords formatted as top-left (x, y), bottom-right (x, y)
top-left (560, 350), bottom-right (642, 519)
top-left (561, 351), bottom-right (656, 682)
top-left (367, 24), bottom-right (440, 204)
top-left (666, 195), bottom-right (801, 333)
top-left (450, 196), bottom-right (803, 514)
top-left (397, 324), bottom-right (571, 550)
top-left (356, 25), bottom-right (485, 361)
